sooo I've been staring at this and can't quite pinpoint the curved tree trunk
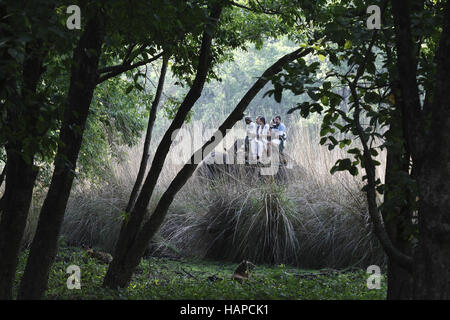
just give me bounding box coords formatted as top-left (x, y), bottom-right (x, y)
top-left (346, 22), bottom-right (414, 273)
top-left (17, 12), bottom-right (106, 300)
top-left (103, 3), bottom-right (225, 289)
top-left (103, 46), bottom-right (313, 289)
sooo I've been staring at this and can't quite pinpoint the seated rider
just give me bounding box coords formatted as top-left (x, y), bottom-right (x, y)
top-left (273, 115), bottom-right (286, 154)
top-left (256, 116), bottom-right (270, 162)
top-left (244, 116), bottom-right (257, 163)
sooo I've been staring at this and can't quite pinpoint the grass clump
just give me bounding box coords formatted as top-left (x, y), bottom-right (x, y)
top-left (162, 178), bottom-right (302, 266)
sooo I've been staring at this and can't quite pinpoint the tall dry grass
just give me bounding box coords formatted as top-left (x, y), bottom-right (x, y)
top-left (20, 119), bottom-right (387, 269)
top-left (157, 120), bottom-right (386, 268)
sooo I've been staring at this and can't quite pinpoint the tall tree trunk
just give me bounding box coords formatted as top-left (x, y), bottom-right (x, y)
top-left (0, 40), bottom-right (46, 300)
top-left (0, 150), bottom-right (37, 299)
top-left (17, 12), bottom-right (106, 300)
top-left (411, 0), bottom-right (450, 299)
top-left (392, 0), bottom-right (450, 299)
top-left (381, 0), bottom-right (430, 299)
top-left (383, 106), bottom-right (414, 300)
top-left (381, 28), bottom-right (415, 298)
top-left (103, 46), bottom-right (312, 289)
top-left (125, 55), bottom-right (169, 213)
top-left (103, 3), bottom-right (224, 289)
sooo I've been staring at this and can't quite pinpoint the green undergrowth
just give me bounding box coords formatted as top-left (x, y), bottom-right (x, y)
top-left (14, 245), bottom-right (386, 300)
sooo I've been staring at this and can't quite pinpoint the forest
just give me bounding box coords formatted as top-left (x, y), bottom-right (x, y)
top-left (0, 0), bottom-right (449, 302)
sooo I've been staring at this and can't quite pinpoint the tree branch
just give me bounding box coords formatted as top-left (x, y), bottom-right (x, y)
top-left (229, 0), bottom-right (282, 15)
top-left (125, 54), bottom-right (169, 213)
top-left (342, 11), bottom-right (414, 269)
top-left (97, 51), bottom-right (164, 84)
top-left (349, 80), bottom-right (413, 272)
top-left (123, 43), bottom-right (137, 65)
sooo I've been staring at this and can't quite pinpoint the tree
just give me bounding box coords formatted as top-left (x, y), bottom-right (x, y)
top-left (0, 0), bottom-right (62, 299)
top-left (102, 0), bottom-right (315, 289)
top-left (16, 5), bottom-right (107, 300)
top-left (391, 0), bottom-right (450, 299)
top-left (103, 1), bottom-right (226, 288)
top-left (16, 0), bottom-right (219, 299)
top-left (103, 44), bottom-right (313, 288)
top-left (269, 0), bottom-right (450, 299)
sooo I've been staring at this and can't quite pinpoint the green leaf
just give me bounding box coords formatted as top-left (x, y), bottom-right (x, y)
top-left (307, 90), bottom-right (319, 101)
top-left (274, 83), bottom-right (283, 103)
top-left (328, 136), bottom-right (338, 145)
top-left (349, 166), bottom-right (358, 176)
top-left (344, 40), bottom-right (352, 49)
top-left (364, 92), bottom-right (380, 104)
top-left (125, 85), bottom-right (134, 94)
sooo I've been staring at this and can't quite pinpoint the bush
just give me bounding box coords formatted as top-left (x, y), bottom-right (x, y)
top-left (161, 164), bottom-right (385, 269)
top-left (161, 178), bottom-right (301, 265)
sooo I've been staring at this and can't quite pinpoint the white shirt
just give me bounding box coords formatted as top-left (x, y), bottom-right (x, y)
top-left (246, 122), bottom-right (257, 141)
top-left (257, 124), bottom-right (270, 143)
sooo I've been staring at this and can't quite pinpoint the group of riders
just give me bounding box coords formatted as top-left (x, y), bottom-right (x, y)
top-left (244, 115), bottom-right (287, 164)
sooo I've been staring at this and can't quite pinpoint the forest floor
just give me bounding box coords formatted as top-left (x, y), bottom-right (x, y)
top-left (14, 245), bottom-right (386, 300)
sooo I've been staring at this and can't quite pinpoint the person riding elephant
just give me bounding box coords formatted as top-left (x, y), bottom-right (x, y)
top-left (244, 116), bottom-right (257, 163)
